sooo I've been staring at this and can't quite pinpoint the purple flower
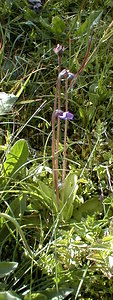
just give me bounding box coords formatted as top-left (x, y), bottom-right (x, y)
top-left (27, 0), bottom-right (42, 13)
top-left (58, 69), bottom-right (69, 79)
top-left (55, 110), bottom-right (63, 118)
top-left (54, 110), bottom-right (74, 120)
top-left (58, 69), bottom-right (75, 81)
top-left (58, 111), bottom-right (74, 120)
top-left (67, 72), bottom-right (75, 81)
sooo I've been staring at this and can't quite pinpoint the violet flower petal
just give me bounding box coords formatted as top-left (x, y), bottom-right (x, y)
top-left (58, 69), bottom-right (69, 79)
top-left (58, 111), bottom-right (74, 120)
top-left (55, 110), bottom-right (63, 118)
top-left (58, 69), bottom-right (75, 81)
top-left (67, 72), bottom-right (75, 81)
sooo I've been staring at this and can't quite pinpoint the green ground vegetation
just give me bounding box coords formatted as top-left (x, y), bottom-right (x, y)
top-left (0, 0), bottom-right (113, 299)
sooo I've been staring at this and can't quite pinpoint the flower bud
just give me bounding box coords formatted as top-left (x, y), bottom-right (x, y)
top-left (58, 69), bottom-right (69, 79)
top-left (53, 44), bottom-right (65, 55)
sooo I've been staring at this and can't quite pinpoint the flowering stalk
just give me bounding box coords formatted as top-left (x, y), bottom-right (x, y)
top-left (52, 81), bottom-right (59, 206)
top-left (62, 78), bottom-right (68, 186)
top-left (52, 30), bottom-right (93, 209)
top-left (55, 50), bottom-right (61, 191)
top-left (52, 45), bottom-right (65, 208)
top-left (52, 69), bottom-right (74, 209)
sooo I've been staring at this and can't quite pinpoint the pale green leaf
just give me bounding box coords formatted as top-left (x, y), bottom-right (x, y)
top-left (73, 196), bottom-right (103, 221)
top-left (0, 291), bottom-right (21, 300)
top-left (4, 139), bottom-right (29, 177)
top-left (0, 262), bottom-right (18, 278)
top-left (44, 288), bottom-right (73, 300)
top-left (38, 181), bottom-right (58, 213)
top-left (77, 10), bottom-right (103, 34)
top-left (52, 16), bottom-right (65, 34)
top-left (61, 173), bottom-right (78, 221)
top-left (0, 92), bottom-right (17, 115)
top-left (24, 293), bottom-right (47, 300)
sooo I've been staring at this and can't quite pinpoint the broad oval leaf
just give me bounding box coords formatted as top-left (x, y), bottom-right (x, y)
top-left (0, 291), bottom-right (21, 300)
top-left (0, 92), bottom-right (17, 115)
top-left (73, 196), bottom-right (103, 221)
top-left (4, 139), bottom-right (29, 177)
top-left (38, 180), bottom-right (58, 213)
top-left (24, 292), bottom-right (47, 300)
top-left (0, 261), bottom-right (18, 278)
top-left (61, 173), bottom-right (78, 221)
top-left (44, 288), bottom-right (73, 300)
top-left (52, 16), bottom-right (65, 34)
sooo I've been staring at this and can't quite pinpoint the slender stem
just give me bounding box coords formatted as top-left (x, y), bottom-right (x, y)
top-left (52, 80), bottom-right (58, 187)
top-left (52, 53), bottom-right (61, 209)
top-left (56, 84), bottom-right (61, 169)
top-left (52, 80), bottom-right (59, 208)
top-left (62, 78), bottom-right (68, 186)
top-left (54, 80), bottom-right (59, 111)
top-left (55, 54), bottom-right (61, 182)
top-left (52, 111), bottom-right (56, 187)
